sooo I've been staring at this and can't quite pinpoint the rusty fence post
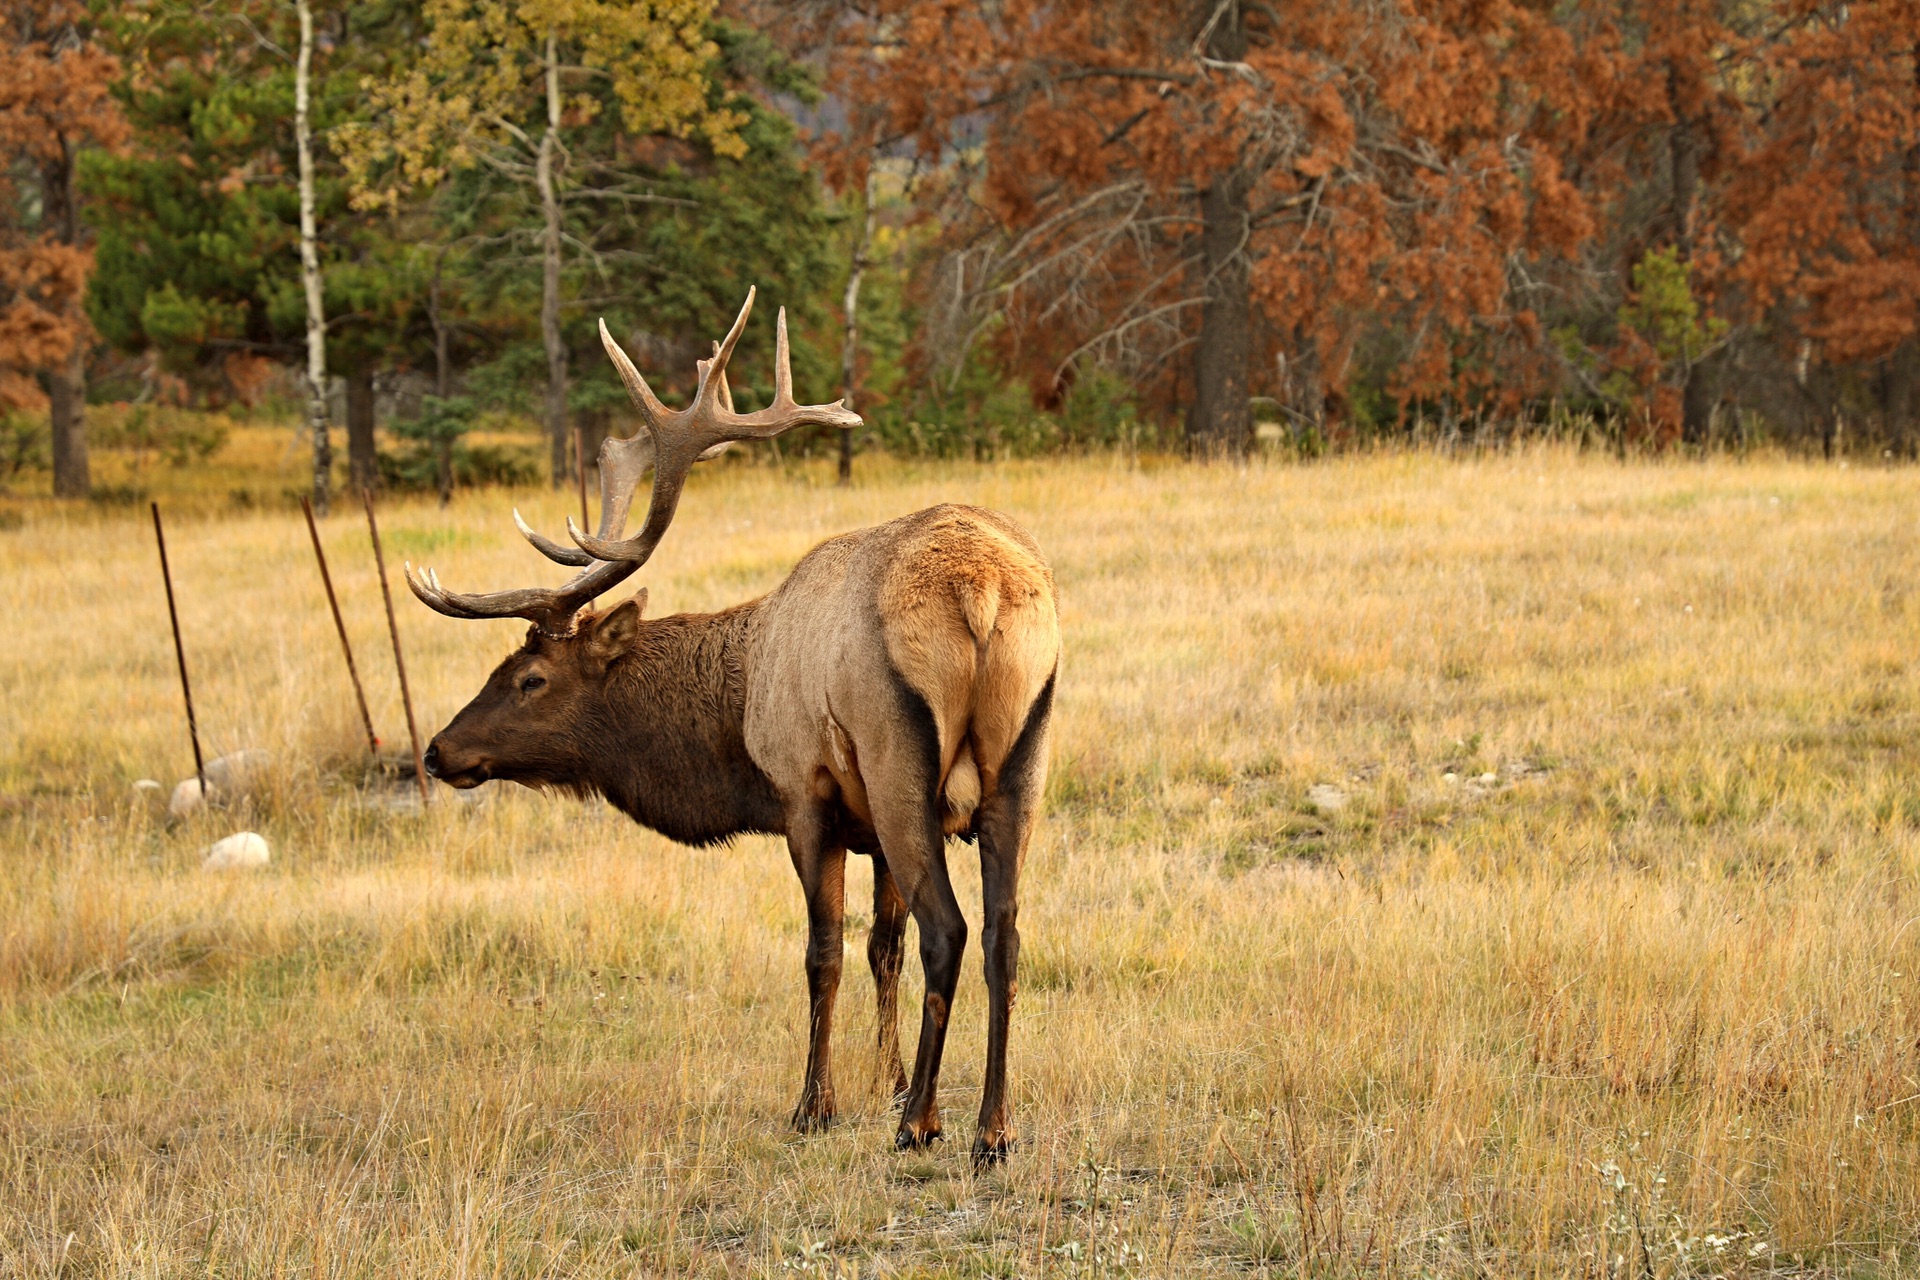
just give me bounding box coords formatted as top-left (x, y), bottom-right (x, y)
top-left (302, 495), bottom-right (380, 757)
top-left (150, 502), bottom-right (205, 795)
top-left (362, 488), bottom-right (430, 804)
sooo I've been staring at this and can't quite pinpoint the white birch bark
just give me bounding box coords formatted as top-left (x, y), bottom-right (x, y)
top-left (296, 0), bottom-right (331, 512)
top-left (537, 28), bottom-right (568, 487)
top-left (837, 162), bottom-right (877, 484)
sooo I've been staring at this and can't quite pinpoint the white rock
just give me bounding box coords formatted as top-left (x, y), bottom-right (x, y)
top-left (168, 750), bottom-right (273, 818)
top-left (204, 749), bottom-right (271, 794)
top-left (169, 777), bottom-right (207, 818)
top-left (1476, 772), bottom-right (1497, 786)
top-left (1307, 783), bottom-right (1348, 815)
top-left (203, 831), bottom-right (270, 871)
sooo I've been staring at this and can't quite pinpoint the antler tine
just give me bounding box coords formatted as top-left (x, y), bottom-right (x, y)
top-left (405, 555), bottom-right (640, 634)
top-left (772, 306), bottom-right (793, 407)
top-left (693, 286), bottom-right (756, 419)
top-left (599, 319), bottom-right (672, 432)
top-left (515, 507), bottom-right (592, 568)
top-left (697, 343), bottom-right (735, 414)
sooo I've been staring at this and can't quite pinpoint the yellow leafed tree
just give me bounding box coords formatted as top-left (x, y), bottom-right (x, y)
top-left (337, 0), bottom-right (746, 485)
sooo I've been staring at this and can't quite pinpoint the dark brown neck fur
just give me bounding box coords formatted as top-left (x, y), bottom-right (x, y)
top-left (589, 602), bottom-right (785, 844)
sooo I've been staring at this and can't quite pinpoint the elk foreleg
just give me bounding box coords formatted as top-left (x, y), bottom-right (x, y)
top-left (788, 813), bottom-right (847, 1132)
top-left (868, 854), bottom-right (911, 1101)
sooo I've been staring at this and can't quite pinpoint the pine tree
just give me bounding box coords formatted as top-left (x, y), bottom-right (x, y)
top-left (338, 0), bottom-right (746, 486)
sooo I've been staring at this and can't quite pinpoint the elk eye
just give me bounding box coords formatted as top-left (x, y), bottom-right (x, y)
top-left (520, 675), bottom-right (546, 693)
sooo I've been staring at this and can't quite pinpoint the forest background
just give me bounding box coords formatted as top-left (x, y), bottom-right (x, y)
top-left (2, 0), bottom-right (1918, 507)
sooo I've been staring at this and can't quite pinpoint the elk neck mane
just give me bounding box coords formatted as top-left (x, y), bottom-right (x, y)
top-left (582, 599), bottom-right (785, 846)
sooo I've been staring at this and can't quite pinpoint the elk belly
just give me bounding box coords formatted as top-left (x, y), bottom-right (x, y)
top-left (942, 741), bottom-right (981, 836)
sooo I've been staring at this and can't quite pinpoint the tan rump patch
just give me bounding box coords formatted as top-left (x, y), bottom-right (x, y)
top-left (880, 510), bottom-right (1059, 779)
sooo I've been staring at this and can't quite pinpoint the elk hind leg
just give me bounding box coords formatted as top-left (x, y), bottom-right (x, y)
top-left (973, 675), bottom-right (1053, 1166)
top-left (788, 811), bottom-right (848, 1132)
top-left (868, 853), bottom-right (911, 1101)
top-left (870, 786), bottom-right (965, 1149)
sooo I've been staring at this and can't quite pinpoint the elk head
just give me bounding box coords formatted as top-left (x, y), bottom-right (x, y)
top-left (409, 289), bottom-right (859, 786)
top-left (420, 593), bottom-right (646, 790)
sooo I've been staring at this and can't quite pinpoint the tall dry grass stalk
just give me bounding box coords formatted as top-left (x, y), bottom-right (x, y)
top-left (2, 440), bottom-right (1918, 1276)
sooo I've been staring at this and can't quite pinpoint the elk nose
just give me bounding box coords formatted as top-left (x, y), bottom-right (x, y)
top-left (423, 742), bottom-right (442, 778)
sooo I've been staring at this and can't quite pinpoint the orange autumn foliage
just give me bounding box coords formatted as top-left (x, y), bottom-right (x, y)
top-left (781, 0), bottom-right (1920, 447)
top-left (0, 0), bottom-right (128, 412)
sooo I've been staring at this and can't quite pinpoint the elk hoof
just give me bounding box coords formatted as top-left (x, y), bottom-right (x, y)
top-left (894, 1122), bottom-right (943, 1151)
top-left (971, 1134), bottom-right (1014, 1169)
top-left (790, 1103), bottom-right (837, 1133)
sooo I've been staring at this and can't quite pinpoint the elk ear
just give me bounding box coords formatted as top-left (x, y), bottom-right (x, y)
top-left (584, 595), bottom-right (644, 670)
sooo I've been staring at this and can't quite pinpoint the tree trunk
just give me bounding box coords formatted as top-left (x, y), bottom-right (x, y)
top-left (1884, 341), bottom-right (1917, 458)
top-left (48, 348), bottom-right (88, 497)
top-left (838, 160), bottom-right (878, 485)
top-left (346, 368), bottom-right (377, 494)
top-left (295, 0), bottom-right (331, 512)
top-left (1898, 46), bottom-right (1920, 459)
top-left (1186, 1), bottom-right (1252, 457)
top-left (430, 261), bottom-right (451, 401)
top-left (429, 255), bottom-right (454, 504)
top-left (538, 30), bottom-right (568, 488)
top-left (1682, 352), bottom-right (1717, 449)
top-left (1281, 332), bottom-right (1325, 445)
top-left (1188, 170), bottom-right (1253, 456)
top-left (1666, 64), bottom-right (1717, 449)
top-left (39, 86), bottom-right (87, 495)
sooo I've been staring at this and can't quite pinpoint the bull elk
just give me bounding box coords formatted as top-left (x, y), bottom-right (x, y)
top-left (407, 290), bottom-right (1059, 1162)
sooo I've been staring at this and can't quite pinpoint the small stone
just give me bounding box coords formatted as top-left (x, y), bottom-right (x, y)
top-left (1475, 772), bottom-right (1497, 786)
top-left (203, 749), bottom-right (270, 796)
top-left (1442, 772), bottom-right (1459, 784)
top-left (169, 777), bottom-right (207, 818)
top-left (1307, 783), bottom-right (1348, 815)
top-left (203, 831), bottom-right (270, 871)
top-left (168, 750), bottom-right (273, 818)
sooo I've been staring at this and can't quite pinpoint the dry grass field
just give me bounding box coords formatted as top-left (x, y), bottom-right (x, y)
top-left (4, 435), bottom-right (1920, 1277)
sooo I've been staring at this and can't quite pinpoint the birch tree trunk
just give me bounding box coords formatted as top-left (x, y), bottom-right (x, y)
top-left (296, 0), bottom-right (331, 513)
top-left (837, 162), bottom-right (877, 485)
top-left (537, 29), bottom-right (568, 488)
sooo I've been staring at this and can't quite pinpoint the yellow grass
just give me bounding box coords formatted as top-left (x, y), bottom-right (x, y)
top-left (3, 434), bottom-right (1919, 1276)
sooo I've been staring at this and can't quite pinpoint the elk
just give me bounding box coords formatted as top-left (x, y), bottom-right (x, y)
top-left (407, 290), bottom-right (1059, 1162)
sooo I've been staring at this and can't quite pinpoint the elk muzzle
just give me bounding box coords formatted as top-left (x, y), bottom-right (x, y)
top-left (422, 732), bottom-right (491, 788)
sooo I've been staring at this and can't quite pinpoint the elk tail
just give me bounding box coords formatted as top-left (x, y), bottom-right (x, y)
top-left (958, 578), bottom-right (1001, 653)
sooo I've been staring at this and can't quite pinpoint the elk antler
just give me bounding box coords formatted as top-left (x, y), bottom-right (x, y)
top-left (406, 288), bottom-right (861, 635)
top-left (571, 288), bottom-right (860, 563)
